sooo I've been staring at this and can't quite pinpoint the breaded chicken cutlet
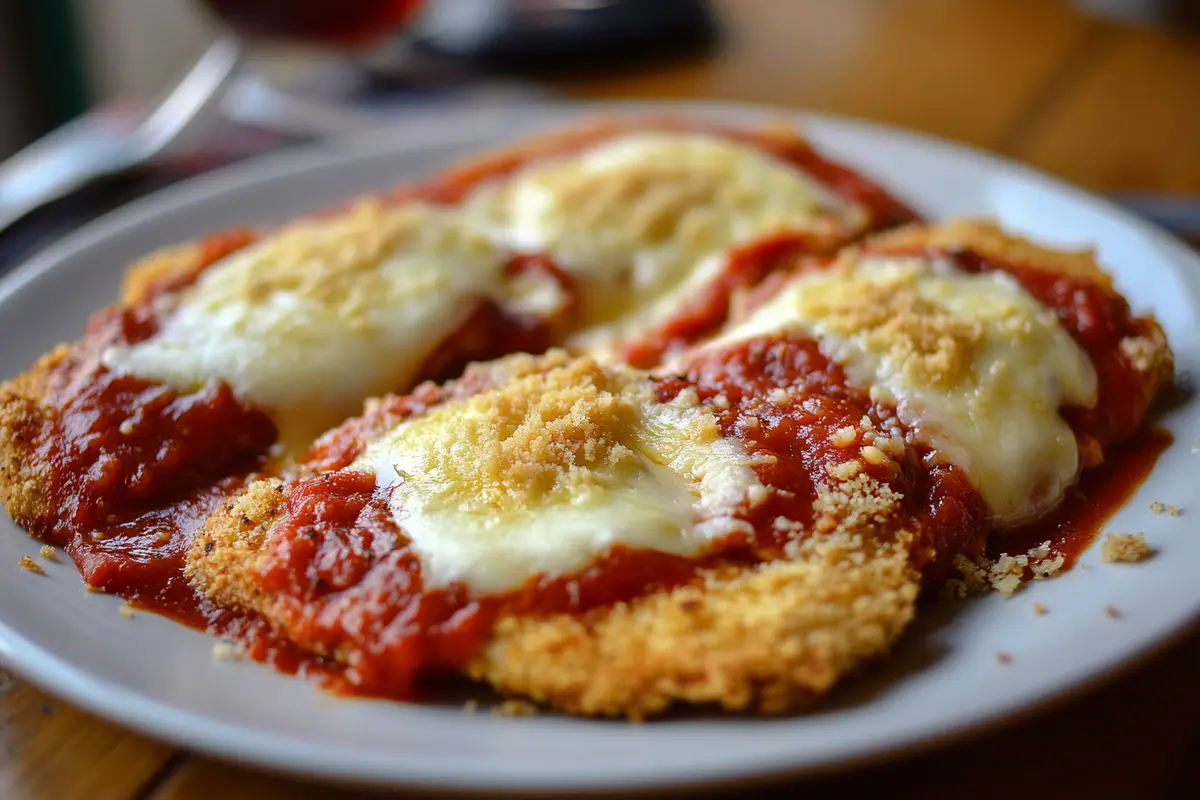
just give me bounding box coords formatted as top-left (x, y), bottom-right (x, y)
top-left (189, 350), bottom-right (927, 718)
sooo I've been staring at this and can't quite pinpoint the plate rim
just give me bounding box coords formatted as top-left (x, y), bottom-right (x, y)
top-left (2, 99), bottom-right (1199, 792)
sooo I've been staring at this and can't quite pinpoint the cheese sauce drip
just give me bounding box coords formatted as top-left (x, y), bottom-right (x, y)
top-left (463, 132), bottom-right (863, 349)
top-left (103, 201), bottom-right (564, 448)
top-left (716, 254), bottom-right (1098, 525)
top-left (354, 356), bottom-right (765, 596)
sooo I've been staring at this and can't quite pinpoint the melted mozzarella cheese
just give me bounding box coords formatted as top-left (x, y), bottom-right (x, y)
top-left (715, 255), bottom-right (1098, 525)
top-left (354, 356), bottom-right (763, 596)
top-left (103, 201), bottom-right (565, 448)
top-left (464, 132), bottom-right (863, 348)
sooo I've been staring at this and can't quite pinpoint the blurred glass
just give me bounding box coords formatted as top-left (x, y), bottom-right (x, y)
top-left (198, 0), bottom-right (425, 45)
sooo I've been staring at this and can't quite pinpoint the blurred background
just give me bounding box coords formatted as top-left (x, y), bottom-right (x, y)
top-left (0, 0), bottom-right (1197, 264)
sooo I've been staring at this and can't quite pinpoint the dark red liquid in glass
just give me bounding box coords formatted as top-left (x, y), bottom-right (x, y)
top-left (199, 0), bottom-right (424, 45)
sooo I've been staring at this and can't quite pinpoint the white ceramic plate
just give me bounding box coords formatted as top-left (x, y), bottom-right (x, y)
top-left (1, 102), bottom-right (1198, 793)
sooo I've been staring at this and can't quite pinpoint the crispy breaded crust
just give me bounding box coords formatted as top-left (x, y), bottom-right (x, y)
top-left (119, 241), bottom-right (207, 306)
top-left (186, 479), bottom-right (285, 612)
top-left (468, 537), bottom-right (918, 718)
top-left (0, 345), bottom-right (68, 529)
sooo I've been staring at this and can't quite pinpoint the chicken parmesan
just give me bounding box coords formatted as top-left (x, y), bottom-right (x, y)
top-left (181, 220), bottom-right (1170, 717)
top-left (0, 115), bottom-right (1173, 719)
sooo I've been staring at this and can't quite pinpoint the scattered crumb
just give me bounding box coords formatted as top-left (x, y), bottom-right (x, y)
top-left (767, 388), bottom-right (789, 406)
top-left (118, 605), bottom-right (135, 620)
top-left (118, 419), bottom-right (135, 436)
top-left (462, 700), bottom-right (479, 714)
top-left (1148, 501), bottom-right (1183, 517)
top-left (19, 556), bottom-right (45, 576)
top-left (211, 641), bottom-right (243, 661)
top-left (711, 394), bottom-right (729, 409)
top-left (85, 584), bottom-right (105, 593)
top-left (861, 445), bottom-right (888, 465)
top-left (1106, 605), bottom-right (1122, 619)
top-left (1101, 533), bottom-right (1155, 563)
top-left (951, 542), bottom-right (1064, 598)
top-left (831, 426), bottom-right (857, 448)
top-left (492, 699), bottom-right (539, 717)
top-left (38, 545), bottom-right (57, 562)
top-left (828, 459), bottom-right (863, 480)
top-left (1033, 603), bottom-right (1048, 616)
top-left (996, 651), bottom-right (1013, 664)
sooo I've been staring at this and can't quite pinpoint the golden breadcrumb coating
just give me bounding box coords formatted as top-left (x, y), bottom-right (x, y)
top-left (0, 346), bottom-right (67, 529)
top-left (119, 240), bottom-right (209, 305)
top-left (187, 479), bottom-right (285, 612)
top-left (469, 533), bottom-right (917, 718)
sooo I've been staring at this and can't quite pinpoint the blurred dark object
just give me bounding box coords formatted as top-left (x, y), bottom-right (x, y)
top-left (1113, 194), bottom-right (1200, 248)
top-left (0, 0), bottom-right (91, 158)
top-left (409, 0), bottom-right (720, 75)
top-left (1074, 0), bottom-right (1200, 30)
top-left (199, 0), bottom-right (426, 45)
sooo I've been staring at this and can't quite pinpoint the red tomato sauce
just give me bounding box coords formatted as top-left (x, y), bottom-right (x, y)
top-left (661, 335), bottom-right (991, 578)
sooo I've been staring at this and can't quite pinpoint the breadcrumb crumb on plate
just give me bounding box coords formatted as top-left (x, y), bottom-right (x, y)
top-left (18, 556), bottom-right (44, 576)
top-left (1102, 533), bottom-right (1155, 563)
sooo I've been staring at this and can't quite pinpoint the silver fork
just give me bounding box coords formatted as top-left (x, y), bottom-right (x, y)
top-left (0, 35), bottom-right (245, 233)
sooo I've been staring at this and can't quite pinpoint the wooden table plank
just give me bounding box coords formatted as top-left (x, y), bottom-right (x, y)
top-left (0, 669), bottom-right (175, 800)
top-left (1005, 23), bottom-right (1200, 193)
top-left (560, 0), bottom-right (1096, 150)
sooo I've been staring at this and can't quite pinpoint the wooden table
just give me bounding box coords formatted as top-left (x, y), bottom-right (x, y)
top-left (3, 1), bottom-right (1198, 797)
